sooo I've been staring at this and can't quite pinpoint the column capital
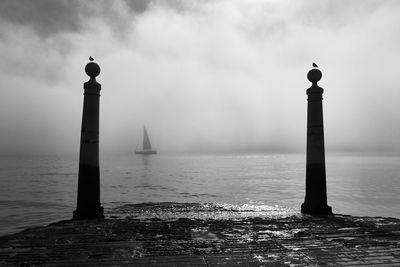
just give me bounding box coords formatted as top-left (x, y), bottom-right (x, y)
top-left (307, 68), bottom-right (322, 85)
top-left (84, 57), bottom-right (101, 94)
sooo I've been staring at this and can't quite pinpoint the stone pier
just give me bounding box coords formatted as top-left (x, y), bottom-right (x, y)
top-left (1, 203), bottom-right (400, 266)
top-left (73, 58), bottom-right (104, 220)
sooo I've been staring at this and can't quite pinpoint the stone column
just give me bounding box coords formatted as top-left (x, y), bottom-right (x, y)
top-left (301, 67), bottom-right (332, 216)
top-left (73, 58), bottom-right (104, 220)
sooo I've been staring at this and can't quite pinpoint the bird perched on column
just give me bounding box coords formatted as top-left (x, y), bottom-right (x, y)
top-left (312, 62), bottom-right (318, 68)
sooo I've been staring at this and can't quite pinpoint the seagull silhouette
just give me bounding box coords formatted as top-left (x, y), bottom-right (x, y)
top-left (89, 56), bottom-right (94, 61)
top-left (312, 62), bottom-right (318, 68)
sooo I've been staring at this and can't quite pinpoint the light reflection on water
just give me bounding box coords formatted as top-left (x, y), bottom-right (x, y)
top-left (0, 153), bottom-right (399, 236)
top-left (108, 202), bottom-right (297, 221)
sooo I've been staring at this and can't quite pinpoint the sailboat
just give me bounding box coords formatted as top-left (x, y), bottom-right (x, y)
top-left (135, 126), bottom-right (157, 155)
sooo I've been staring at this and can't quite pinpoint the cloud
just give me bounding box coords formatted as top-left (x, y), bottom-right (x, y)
top-left (0, 0), bottom-right (211, 39)
top-left (0, 0), bottom-right (400, 155)
top-left (0, 0), bottom-right (83, 37)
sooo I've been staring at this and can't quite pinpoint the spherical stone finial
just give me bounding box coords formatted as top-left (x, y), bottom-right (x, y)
top-left (85, 61), bottom-right (100, 78)
top-left (307, 68), bottom-right (322, 83)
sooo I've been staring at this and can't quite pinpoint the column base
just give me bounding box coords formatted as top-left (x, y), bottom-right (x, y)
top-left (301, 202), bottom-right (332, 216)
top-left (73, 206), bottom-right (104, 220)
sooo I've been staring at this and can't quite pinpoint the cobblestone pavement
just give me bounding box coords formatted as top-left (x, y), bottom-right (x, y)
top-left (1, 203), bottom-right (399, 266)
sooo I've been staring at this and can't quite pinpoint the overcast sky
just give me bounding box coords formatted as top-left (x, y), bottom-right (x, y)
top-left (0, 0), bottom-right (399, 155)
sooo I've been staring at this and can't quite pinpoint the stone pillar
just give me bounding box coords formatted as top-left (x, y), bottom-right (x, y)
top-left (301, 66), bottom-right (332, 216)
top-left (73, 58), bottom-right (104, 220)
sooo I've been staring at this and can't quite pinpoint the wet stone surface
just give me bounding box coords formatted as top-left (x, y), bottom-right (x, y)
top-left (0, 203), bottom-right (400, 266)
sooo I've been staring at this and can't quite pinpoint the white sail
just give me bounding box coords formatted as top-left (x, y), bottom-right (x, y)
top-left (143, 127), bottom-right (152, 150)
top-left (135, 126), bottom-right (157, 155)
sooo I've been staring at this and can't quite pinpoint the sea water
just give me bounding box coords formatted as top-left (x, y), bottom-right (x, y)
top-left (0, 153), bottom-right (399, 236)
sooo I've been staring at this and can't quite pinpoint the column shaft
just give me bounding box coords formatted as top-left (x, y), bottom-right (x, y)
top-left (73, 72), bottom-right (104, 220)
top-left (301, 77), bottom-right (332, 216)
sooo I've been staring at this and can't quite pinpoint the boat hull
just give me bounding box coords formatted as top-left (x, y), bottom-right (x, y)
top-left (135, 150), bottom-right (157, 155)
